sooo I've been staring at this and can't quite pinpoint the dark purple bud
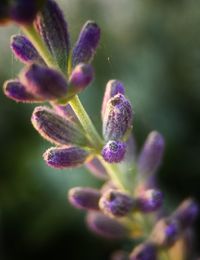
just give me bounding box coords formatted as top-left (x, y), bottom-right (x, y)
top-left (138, 131), bottom-right (165, 176)
top-left (129, 243), bottom-right (157, 260)
top-left (3, 80), bottom-right (38, 103)
top-left (101, 80), bottom-right (125, 120)
top-left (150, 218), bottom-right (180, 247)
top-left (111, 250), bottom-right (129, 260)
top-left (102, 140), bottom-right (126, 163)
top-left (10, 0), bottom-right (46, 24)
top-left (85, 157), bottom-right (108, 180)
top-left (35, 0), bottom-right (70, 71)
top-left (72, 20), bottom-right (100, 67)
top-left (43, 146), bottom-right (89, 169)
top-left (99, 189), bottom-right (134, 217)
top-left (173, 199), bottom-right (198, 229)
top-left (68, 187), bottom-right (101, 211)
top-left (20, 64), bottom-right (67, 101)
top-left (11, 35), bottom-right (44, 65)
top-left (68, 63), bottom-right (94, 96)
top-left (86, 211), bottom-right (127, 239)
top-left (103, 94), bottom-right (133, 141)
top-left (31, 106), bottom-right (87, 146)
top-left (136, 189), bottom-right (163, 213)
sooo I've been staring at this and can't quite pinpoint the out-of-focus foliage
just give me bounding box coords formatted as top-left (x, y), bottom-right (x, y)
top-left (0, 0), bottom-right (200, 259)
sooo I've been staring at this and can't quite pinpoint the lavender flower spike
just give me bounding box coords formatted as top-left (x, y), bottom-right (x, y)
top-left (20, 64), bottom-right (67, 101)
top-left (68, 187), bottom-right (101, 211)
top-left (86, 211), bottom-right (127, 239)
top-left (44, 146), bottom-right (90, 169)
top-left (101, 80), bottom-right (125, 120)
top-left (102, 140), bottom-right (127, 163)
top-left (136, 189), bottom-right (163, 213)
top-left (99, 189), bottom-right (135, 217)
top-left (31, 106), bottom-right (88, 146)
top-left (3, 80), bottom-right (37, 103)
top-left (138, 131), bottom-right (165, 176)
top-left (103, 93), bottom-right (133, 141)
top-left (129, 242), bottom-right (157, 260)
top-left (35, 0), bottom-right (70, 71)
top-left (11, 35), bottom-right (44, 65)
top-left (72, 20), bottom-right (100, 67)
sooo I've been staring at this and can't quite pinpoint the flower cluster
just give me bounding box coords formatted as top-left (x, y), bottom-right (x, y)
top-left (1, 0), bottom-right (199, 259)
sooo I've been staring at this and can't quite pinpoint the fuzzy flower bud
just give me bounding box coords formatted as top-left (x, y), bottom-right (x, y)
top-left (138, 131), bottom-right (165, 176)
top-left (72, 21), bottom-right (100, 67)
top-left (35, 0), bottom-right (69, 71)
top-left (101, 80), bottom-right (125, 119)
top-left (86, 212), bottom-right (127, 239)
top-left (31, 106), bottom-right (87, 146)
top-left (102, 140), bottom-right (127, 163)
top-left (43, 146), bottom-right (90, 169)
top-left (136, 189), bottom-right (163, 213)
top-left (10, 35), bottom-right (44, 65)
top-left (68, 187), bottom-right (101, 211)
top-left (99, 189), bottom-right (134, 217)
top-left (129, 243), bottom-right (157, 260)
top-left (20, 64), bottom-right (67, 101)
top-left (103, 93), bottom-right (133, 141)
top-left (85, 157), bottom-right (108, 180)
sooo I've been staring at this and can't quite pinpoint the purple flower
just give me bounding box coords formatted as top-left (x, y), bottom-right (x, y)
top-left (102, 140), bottom-right (127, 163)
top-left (103, 93), bottom-right (133, 141)
top-left (43, 146), bottom-right (89, 169)
top-left (129, 243), bottom-right (157, 260)
top-left (72, 20), bottom-right (100, 67)
top-left (68, 187), bottom-right (101, 211)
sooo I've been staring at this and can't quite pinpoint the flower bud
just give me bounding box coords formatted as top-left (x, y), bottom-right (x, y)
top-left (35, 0), bottom-right (69, 71)
top-left (129, 243), bottom-right (157, 260)
top-left (43, 146), bottom-right (89, 169)
top-left (101, 80), bottom-right (125, 119)
top-left (173, 198), bottom-right (198, 229)
top-left (86, 212), bottom-right (127, 239)
top-left (3, 80), bottom-right (37, 103)
top-left (138, 131), bottom-right (165, 176)
top-left (68, 187), bottom-right (101, 211)
top-left (11, 35), bottom-right (44, 65)
top-left (136, 189), bottom-right (163, 213)
top-left (31, 106), bottom-right (87, 146)
top-left (102, 140), bottom-right (126, 163)
top-left (103, 94), bottom-right (133, 141)
top-left (72, 20), bottom-right (100, 67)
top-left (85, 157), bottom-right (108, 180)
top-left (68, 63), bottom-right (94, 97)
top-left (20, 64), bottom-right (67, 101)
top-left (99, 189), bottom-right (134, 217)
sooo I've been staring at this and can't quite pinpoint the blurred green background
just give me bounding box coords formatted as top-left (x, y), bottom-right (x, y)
top-left (1, 0), bottom-right (200, 259)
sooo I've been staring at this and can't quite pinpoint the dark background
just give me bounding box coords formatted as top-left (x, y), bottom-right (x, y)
top-left (0, 0), bottom-right (200, 259)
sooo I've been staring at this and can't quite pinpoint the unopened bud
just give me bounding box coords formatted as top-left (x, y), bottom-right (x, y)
top-left (129, 242), bottom-right (157, 260)
top-left (102, 140), bottom-right (126, 163)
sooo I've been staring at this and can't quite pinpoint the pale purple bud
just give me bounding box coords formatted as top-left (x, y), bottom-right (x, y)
top-left (99, 189), bottom-right (134, 217)
top-left (10, 35), bottom-right (44, 65)
top-left (138, 131), bottom-right (165, 176)
top-left (52, 103), bottom-right (79, 124)
top-left (72, 20), bottom-right (100, 67)
top-left (111, 250), bottom-right (129, 260)
top-left (20, 64), bottom-right (67, 101)
top-left (43, 146), bottom-right (89, 169)
top-left (129, 243), bottom-right (157, 260)
top-left (3, 80), bottom-right (37, 103)
top-left (173, 199), bottom-right (198, 228)
top-left (101, 80), bottom-right (125, 120)
top-left (31, 106), bottom-right (87, 146)
top-left (85, 157), bottom-right (108, 180)
top-left (136, 189), bottom-right (163, 213)
top-left (150, 218), bottom-right (180, 247)
top-left (102, 140), bottom-right (126, 163)
top-left (86, 211), bottom-right (127, 239)
top-left (68, 187), bottom-right (101, 211)
top-left (68, 63), bottom-right (94, 96)
top-left (35, 0), bottom-right (70, 71)
top-left (103, 94), bottom-right (133, 141)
